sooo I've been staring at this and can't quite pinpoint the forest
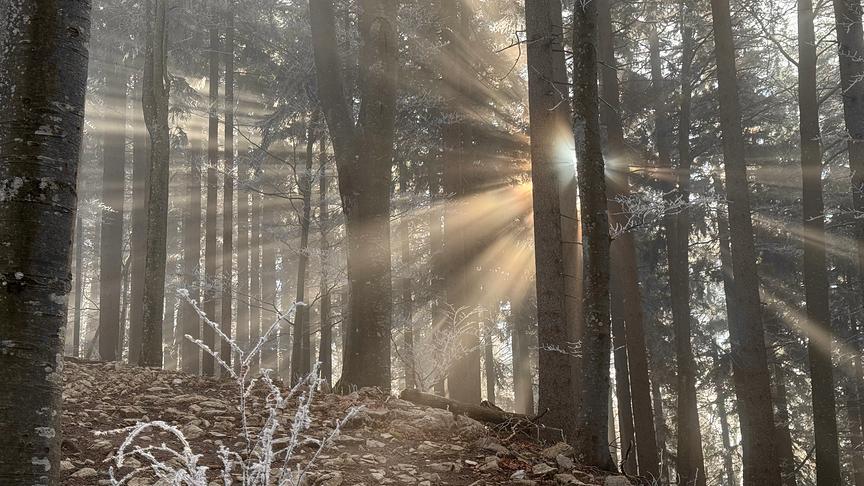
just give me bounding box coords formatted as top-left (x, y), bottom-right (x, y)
top-left (2, 0), bottom-right (864, 485)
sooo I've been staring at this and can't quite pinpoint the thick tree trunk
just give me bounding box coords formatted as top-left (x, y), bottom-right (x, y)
top-left (140, 0), bottom-right (171, 367)
top-left (666, 2), bottom-right (706, 483)
top-left (291, 122), bottom-right (317, 381)
top-left (221, 2), bottom-right (235, 369)
top-left (525, 0), bottom-right (578, 441)
top-left (596, 1), bottom-right (659, 476)
top-left (318, 134), bottom-right (333, 385)
top-left (180, 142), bottom-right (202, 375)
top-left (0, 2), bottom-right (91, 482)
top-left (798, 2), bottom-right (842, 484)
top-left (202, 12), bottom-right (220, 376)
top-left (572, 0), bottom-right (616, 471)
top-left (709, 0), bottom-right (782, 482)
top-left (99, 59), bottom-right (127, 361)
top-left (128, 80), bottom-right (150, 365)
top-left (310, 0), bottom-right (396, 392)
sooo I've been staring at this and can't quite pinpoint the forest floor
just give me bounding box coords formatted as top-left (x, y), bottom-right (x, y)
top-left (60, 358), bottom-right (635, 486)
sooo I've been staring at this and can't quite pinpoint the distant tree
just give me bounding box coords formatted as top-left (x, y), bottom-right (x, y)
top-left (0, 1), bottom-right (92, 482)
top-left (202, 4), bottom-right (220, 377)
top-left (140, 0), bottom-right (171, 367)
top-left (98, 53), bottom-right (127, 361)
top-left (222, 0), bottom-right (236, 369)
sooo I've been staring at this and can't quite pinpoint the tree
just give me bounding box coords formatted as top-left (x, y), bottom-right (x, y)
top-left (222, 0), bottom-right (236, 368)
top-left (0, 0), bottom-right (92, 481)
top-left (140, 0), bottom-right (171, 367)
top-left (709, 0), bottom-right (782, 482)
top-left (525, 0), bottom-right (577, 442)
top-left (596, 0), bottom-right (659, 476)
top-left (667, 1), bottom-right (706, 483)
top-left (797, 0), bottom-right (842, 483)
top-left (318, 134), bottom-right (333, 385)
top-left (98, 56), bottom-right (127, 362)
top-left (202, 5), bottom-right (220, 376)
top-left (181, 140), bottom-right (202, 374)
top-left (572, 0), bottom-right (616, 471)
top-left (128, 78), bottom-right (150, 365)
top-left (309, 0), bottom-right (397, 392)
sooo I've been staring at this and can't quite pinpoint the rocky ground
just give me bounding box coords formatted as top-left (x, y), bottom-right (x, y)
top-left (61, 358), bottom-right (638, 485)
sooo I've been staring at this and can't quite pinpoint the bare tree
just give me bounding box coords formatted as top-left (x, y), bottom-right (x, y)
top-left (0, 0), bottom-right (92, 481)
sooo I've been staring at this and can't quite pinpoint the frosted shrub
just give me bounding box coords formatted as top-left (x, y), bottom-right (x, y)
top-left (96, 290), bottom-right (361, 486)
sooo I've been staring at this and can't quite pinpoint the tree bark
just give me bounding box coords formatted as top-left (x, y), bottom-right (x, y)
top-left (765, 312), bottom-right (798, 486)
top-left (572, 0), bottom-right (616, 471)
top-left (140, 0), bottom-right (171, 367)
top-left (510, 289), bottom-right (535, 415)
top-left (525, 0), bottom-right (578, 441)
top-left (99, 58), bottom-right (127, 362)
top-left (611, 300), bottom-right (636, 475)
top-left (292, 121), bottom-right (317, 381)
top-left (310, 0), bottom-right (396, 392)
top-left (0, 1), bottom-right (91, 482)
top-left (318, 134), bottom-right (333, 385)
top-left (221, 1), bottom-right (235, 369)
top-left (665, 2), bottom-right (706, 483)
top-left (596, 1), bottom-right (659, 476)
top-left (128, 78), bottom-right (150, 365)
top-left (202, 10), bottom-right (220, 376)
top-left (797, 1), bottom-right (842, 483)
top-left (181, 141), bottom-right (202, 375)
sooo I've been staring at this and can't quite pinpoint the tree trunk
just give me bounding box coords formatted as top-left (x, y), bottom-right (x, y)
top-left (99, 57), bottom-right (127, 361)
top-left (0, 1), bottom-right (91, 482)
top-left (611, 300), bottom-right (637, 474)
top-left (128, 78), bottom-right (150, 365)
top-left (484, 305), bottom-right (496, 405)
top-left (845, 306), bottom-right (864, 486)
top-left (525, 0), bottom-right (578, 441)
top-left (140, 0), bottom-right (171, 367)
top-left (249, 185), bottom-right (262, 375)
top-left (510, 289), bottom-right (535, 415)
top-left (713, 350), bottom-right (739, 486)
top-left (181, 141), bottom-right (202, 375)
top-left (221, 2), bottom-right (235, 369)
top-left (765, 313), bottom-right (798, 486)
top-left (442, 0), bottom-right (481, 405)
top-left (73, 214), bottom-right (85, 358)
top-left (665, 2), bottom-right (706, 483)
top-left (310, 0), bottom-right (396, 392)
top-left (398, 158), bottom-right (416, 390)
top-left (236, 144), bottom-right (250, 360)
top-left (260, 157), bottom-right (278, 373)
top-left (572, 0), bottom-right (616, 471)
top-left (202, 11), bottom-right (220, 376)
top-left (797, 1), bottom-right (842, 483)
top-left (318, 134), bottom-right (333, 385)
top-left (709, 0), bottom-right (782, 482)
top-left (292, 121), bottom-right (317, 381)
top-left (596, 1), bottom-right (659, 476)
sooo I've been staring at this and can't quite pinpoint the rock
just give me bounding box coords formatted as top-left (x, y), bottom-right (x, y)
top-left (60, 460), bottom-right (74, 472)
top-left (532, 463), bottom-right (557, 476)
top-left (71, 467), bottom-right (98, 478)
top-left (183, 424), bottom-right (205, 439)
top-left (429, 462), bottom-right (462, 472)
top-left (316, 472), bottom-right (344, 486)
top-left (604, 477), bottom-right (631, 486)
top-left (542, 442), bottom-right (574, 459)
top-left (365, 439), bottom-right (387, 448)
top-left (511, 470), bottom-right (527, 480)
top-left (472, 437), bottom-right (509, 455)
top-left (479, 457), bottom-right (499, 471)
top-left (556, 454), bottom-right (574, 470)
top-left (554, 474), bottom-right (587, 485)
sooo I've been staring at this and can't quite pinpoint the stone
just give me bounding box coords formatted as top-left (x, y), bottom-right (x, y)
top-left (542, 442), bottom-right (574, 460)
top-left (532, 463), bottom-right (557, 476)
top-left (554, 474), bottom-right (587, 485)
top-left (556, 453), bottom-right (574, 470)
top-left (71, 468), bottom-right (98, 478)
top-left (472, 437), bottom-right (509, 455)
top-left (317, 472), bottom-right (344, 486)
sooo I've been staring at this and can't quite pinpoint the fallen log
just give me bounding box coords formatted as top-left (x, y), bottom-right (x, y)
top-left (399, 388), bottom-right (532, 425)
